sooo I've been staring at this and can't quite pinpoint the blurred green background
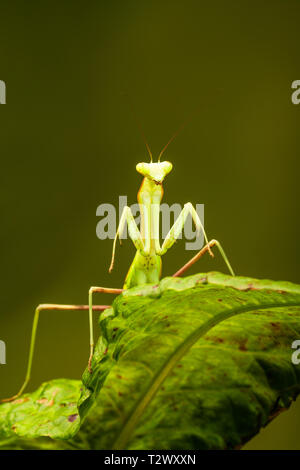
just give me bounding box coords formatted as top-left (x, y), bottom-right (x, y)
top-left (0, 0), bottom-right (299, 449)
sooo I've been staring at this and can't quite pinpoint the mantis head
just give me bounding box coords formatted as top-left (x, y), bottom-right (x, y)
top-left (136, 161), bottom-right (173, 184)
top-left (134, 116), bottom-right (186, 184)
top-left (133, 106), bottom-right (198, 186)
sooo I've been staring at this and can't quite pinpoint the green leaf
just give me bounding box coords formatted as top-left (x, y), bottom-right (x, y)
top-left (77, 272), bottom-right (300, 450)
top-left (0, 436), bottom-right (78, 450)
top-left (0, 379), bottom-right (82, 441)
top-left (1, 272), bottom-right (300, 450)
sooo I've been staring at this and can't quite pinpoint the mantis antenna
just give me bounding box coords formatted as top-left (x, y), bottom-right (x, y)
top-left (158, 105), bottom-right (202, 161)
top-left (158, 123), bottom-right (186, 162)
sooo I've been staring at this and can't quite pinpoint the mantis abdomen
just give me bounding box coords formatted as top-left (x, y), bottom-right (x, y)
top-left (124, 251), bottom-right (162, 289)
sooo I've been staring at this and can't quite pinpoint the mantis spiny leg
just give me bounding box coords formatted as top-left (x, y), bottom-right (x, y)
top-left (172, 239), bottom-right (235, 278)
top-left (109, 205), bottom-right (149, 273)
top-left (1, 303), bottom-right (111, 403)
top-left (158, 202), bottom-right (213, 256)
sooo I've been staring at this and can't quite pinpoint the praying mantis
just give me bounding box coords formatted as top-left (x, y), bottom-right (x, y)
top-left (2, 129), bottom-right (235, 403)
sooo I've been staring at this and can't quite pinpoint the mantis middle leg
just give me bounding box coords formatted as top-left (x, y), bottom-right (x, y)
top-left (172, 239), bottom-right (235, 278)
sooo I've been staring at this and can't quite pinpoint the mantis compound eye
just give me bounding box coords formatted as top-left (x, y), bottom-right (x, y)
top-left (136, 162), bottom-right (149, 175)
top-left (160, 161), bottom-right (173, 175)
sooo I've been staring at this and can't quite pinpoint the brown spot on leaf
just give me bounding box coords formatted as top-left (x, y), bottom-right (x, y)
top-left (239, 338), bottom-right (248, 351)
top-left (68, 414), bottom-right (78, 423)
top-left (270, 322), bottom-right (280, 329)
top-left (242, 284), bottom-right (257, 292)
top-left (208, 336), bottom-right (224, 343)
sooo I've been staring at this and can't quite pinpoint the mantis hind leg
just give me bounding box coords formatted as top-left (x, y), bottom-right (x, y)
top-left (172, 239), bottom-right (235, 278)
top-left (1, 302), bottom-right (111, 403)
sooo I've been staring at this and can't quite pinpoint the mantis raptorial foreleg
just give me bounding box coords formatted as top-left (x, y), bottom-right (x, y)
top-left (156, 203), bottom-right (234, 276)
top-left (172, 239), bottom-right (235, 277)
top-left (109, 205), bottom-right (149, 273)
top-left (1, 303), bottom-right (110, 403)
top-left (158, 202), bottom-right (212, 255)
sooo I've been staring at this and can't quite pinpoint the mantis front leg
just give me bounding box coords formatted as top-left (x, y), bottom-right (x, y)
top-left (109, 205), bottom-right (150, 273)
top-left (157, 202), bottom-right (212, 255)
top-left (157, 202), bottom-right (234, 276)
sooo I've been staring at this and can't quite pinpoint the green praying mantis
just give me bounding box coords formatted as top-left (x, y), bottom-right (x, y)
top-left (2, 128), bottom-right (235, 403)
